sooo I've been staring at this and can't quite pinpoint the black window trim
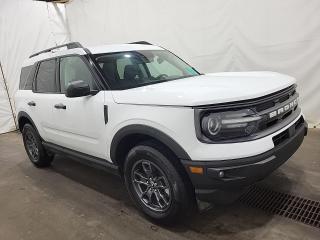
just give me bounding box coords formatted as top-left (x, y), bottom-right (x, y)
top-left (83, 50), bottom-right (111, 90)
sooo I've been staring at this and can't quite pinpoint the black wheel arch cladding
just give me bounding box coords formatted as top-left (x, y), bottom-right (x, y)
top-left (110, 124), bottom-right (191, 166)
top-left (17, 111), bottom-right (37, 132)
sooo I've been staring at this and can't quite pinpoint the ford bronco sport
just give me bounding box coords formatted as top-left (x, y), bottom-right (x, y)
top-left (16, 42), bottom-right (307, 222)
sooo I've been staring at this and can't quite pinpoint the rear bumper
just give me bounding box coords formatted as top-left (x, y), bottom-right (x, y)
top-left (182, 116), bottom-right (308, 202)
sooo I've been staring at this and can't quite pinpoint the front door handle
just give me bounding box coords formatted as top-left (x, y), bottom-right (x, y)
top-left (54, 103), bottom-right (66, 109)
top-left (27, 101), bottom-right (36, 106)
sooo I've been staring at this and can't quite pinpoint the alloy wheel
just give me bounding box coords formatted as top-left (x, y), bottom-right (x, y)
top-left (25, 131), bottom-right (39, 161)
top-left (131, 159), bottom-right (172, 212)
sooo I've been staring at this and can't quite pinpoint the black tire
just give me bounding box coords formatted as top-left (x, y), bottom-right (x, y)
top-left (123, 140), bottom-right (196, 223)
top-left (22, 124), bottom-right (53, 168)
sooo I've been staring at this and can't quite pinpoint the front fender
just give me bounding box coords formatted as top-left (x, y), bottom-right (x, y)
top-left (110, 124), bottom-right (191, 164)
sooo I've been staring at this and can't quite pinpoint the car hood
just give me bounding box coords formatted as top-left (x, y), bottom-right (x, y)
top-left (111, 72), bottom-right (296, 106)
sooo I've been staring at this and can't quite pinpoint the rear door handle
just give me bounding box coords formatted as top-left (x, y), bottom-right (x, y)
top-left (27, 101), bottom-right (36, 106)
top-left (54, 103), bottom-right (66, 109)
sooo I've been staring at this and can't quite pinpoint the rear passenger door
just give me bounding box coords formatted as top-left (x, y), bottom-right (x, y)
top-left (50, 55), bottom-right (107, 159)
top-left (31, 58), bottom-right (60, 140)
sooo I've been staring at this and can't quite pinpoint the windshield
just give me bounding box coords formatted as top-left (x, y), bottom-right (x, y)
top-left (94, 50), bottom-right (199, 90)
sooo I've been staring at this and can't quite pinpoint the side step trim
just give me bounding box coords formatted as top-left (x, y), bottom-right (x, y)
top-left (43, 142), bottom-right (120, 176)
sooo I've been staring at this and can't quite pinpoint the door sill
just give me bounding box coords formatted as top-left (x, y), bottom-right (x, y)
top-left (43, 141), bottom-right (120, 176)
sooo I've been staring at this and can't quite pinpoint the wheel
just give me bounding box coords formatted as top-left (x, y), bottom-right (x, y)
top-left (123, 141), bottom-right (196, 223)
top-left (22, 124), bottom-right (53, 168)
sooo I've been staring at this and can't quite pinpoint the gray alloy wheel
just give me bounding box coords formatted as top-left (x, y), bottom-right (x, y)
top-left (22, 123), bottom-right (53, 168)
top-left (124, 141), bottom-right (197, 223)
top-left (25, 130), bottom-right (40, 162)
top-left (131, 159), bottom-right (172, 212)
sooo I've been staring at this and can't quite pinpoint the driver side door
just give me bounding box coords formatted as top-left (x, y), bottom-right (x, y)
top-left (50, 55), bottom-right (107, 159)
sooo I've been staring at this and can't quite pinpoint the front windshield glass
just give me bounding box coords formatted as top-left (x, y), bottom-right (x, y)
top-left (94, 50), bottom-right (199, 90)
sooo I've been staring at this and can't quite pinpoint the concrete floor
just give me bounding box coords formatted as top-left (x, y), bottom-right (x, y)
top-left (0, 130), bottom-right (319, 240)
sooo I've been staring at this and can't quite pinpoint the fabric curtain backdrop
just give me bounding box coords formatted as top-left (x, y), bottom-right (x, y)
top-left (0, 0), bottom-right (319, 133)
top-left (0, 0), bottom-right (69, 134)
top-left (0, 66), bottom-right (15, 133)
top-left (66, 0), bottom-right (320, 127)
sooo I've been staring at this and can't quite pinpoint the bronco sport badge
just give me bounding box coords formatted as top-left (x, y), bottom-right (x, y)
top-left (269, 98), bottom-right (298, 119)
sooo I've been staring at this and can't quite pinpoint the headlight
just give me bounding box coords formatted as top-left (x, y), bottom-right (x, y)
top-left (201, 109), bottom-right (261, 141)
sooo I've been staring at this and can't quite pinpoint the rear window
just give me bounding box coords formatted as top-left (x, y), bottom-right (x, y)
top-left (19, 65), bottom-right (35, 90)
top-left (35, 59), bottom-right (57, 93)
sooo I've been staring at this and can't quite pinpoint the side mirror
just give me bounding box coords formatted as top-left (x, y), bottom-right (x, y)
top-left (65, 80), bottom-right (91, 98)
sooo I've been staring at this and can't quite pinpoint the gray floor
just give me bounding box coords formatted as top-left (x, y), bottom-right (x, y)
top-left (0, 130), bottom-right (319, 240)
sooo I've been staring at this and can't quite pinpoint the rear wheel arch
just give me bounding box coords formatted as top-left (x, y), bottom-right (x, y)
top-left (17, 112), bottom-right (37, 133)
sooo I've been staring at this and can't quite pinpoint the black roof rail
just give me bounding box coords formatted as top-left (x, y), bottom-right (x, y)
top-left (29, 42), bottom-right (83, 58)
top-left (129, 41), bottom-right (153, 45)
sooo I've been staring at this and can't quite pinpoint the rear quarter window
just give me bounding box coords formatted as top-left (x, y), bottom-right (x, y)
top-left (19, 65), bottom-right (36, 90)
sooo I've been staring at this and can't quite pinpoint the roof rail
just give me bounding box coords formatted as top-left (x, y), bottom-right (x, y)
top-left (29, 42), bottom-right (83, 58)
top-left (129, 41), bottom-right (153, 45)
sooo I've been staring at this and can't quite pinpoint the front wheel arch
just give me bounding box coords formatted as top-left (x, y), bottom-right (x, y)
top-left (110, 124), bottom-right (191, 167)
top-left (123, 140), bottom-right (197, 222)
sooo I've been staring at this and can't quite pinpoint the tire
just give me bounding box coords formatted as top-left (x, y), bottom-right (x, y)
top-left (22, 123), bottom-right (53, 168)
top-left (123, 140), bottom-right (196, 223)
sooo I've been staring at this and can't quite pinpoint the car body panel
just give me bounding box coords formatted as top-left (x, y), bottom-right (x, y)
top-left (15, 43), bottom-right (302, 165)
top-left (105, 99), bottom-right (303, 161)
top-left (47, 91), bottom-right (107, 159)
top-left (111, 72), bottom-right (296, 106)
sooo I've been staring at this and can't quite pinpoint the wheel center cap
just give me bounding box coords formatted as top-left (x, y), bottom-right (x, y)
top-left (149, 178), bottom-right (157, 187)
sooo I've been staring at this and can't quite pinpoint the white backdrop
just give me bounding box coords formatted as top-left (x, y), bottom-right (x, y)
top-left (0, 0), bottom-right (319, 133)
top-left (0, 0), bottom-right (68, 134)
top-left (66, 0), bottom-right (320, 127)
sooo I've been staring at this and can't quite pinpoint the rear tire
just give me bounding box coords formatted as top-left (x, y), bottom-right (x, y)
top-left (22, 124), bottom-right (53, 168)
top-left (123, 140), bottom-right (196, 223)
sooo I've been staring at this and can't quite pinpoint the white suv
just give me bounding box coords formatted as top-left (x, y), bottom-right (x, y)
top-left (16, 42), bottom-right (307, 222)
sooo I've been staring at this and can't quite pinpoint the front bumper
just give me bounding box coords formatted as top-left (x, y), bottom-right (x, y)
top-left (182, 116), bottom-right (308, 202)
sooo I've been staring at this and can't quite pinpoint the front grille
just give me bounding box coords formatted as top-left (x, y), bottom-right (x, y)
top-left (256, 85), bottom-right (299, 133)
top-left (240, 185), bottom-right (320, 229)
top-left (255, 85), bottom-right (296, 112)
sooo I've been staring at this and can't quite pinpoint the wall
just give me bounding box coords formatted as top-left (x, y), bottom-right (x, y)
top-left (0, 0), bottom-right (69, 133)
top-left (66, 0), bottom-right (320, 127)
top-left (0, 0), bottom-right (319, 133)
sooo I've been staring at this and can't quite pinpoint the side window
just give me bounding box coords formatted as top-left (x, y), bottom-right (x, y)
top-left (19, 66), bottom-right (32, 90)
top-left (19, 64), bottom-right (37, 90)
top-left (35, 59), bottom-right (57, 93)
top-left (59, 56), bottom-right (98, 93)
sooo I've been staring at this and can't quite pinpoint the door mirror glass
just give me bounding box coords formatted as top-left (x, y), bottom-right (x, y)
top-left (65, 80), bottom-right (91, 98)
